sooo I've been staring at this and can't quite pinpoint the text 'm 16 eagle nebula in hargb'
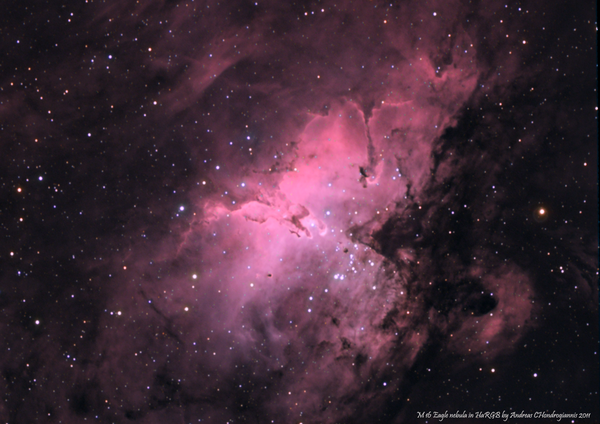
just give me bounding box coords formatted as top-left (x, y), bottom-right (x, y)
top-left (0, 0), bottom-right (597, 423)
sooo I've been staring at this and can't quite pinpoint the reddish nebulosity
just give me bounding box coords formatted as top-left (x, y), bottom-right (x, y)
top-left (1, 0), bottom-right (596, 422)
top-left (86, 1), bottom-right (539, 421)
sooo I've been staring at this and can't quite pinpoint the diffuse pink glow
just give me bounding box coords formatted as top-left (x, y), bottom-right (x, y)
top-left (101, 30), bottom-right (534, 418)
top-left (3, 0), bottom-right (596, 422)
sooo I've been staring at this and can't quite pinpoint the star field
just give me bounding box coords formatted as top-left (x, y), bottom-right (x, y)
top-left (0, 0), bottom-right (598, 423)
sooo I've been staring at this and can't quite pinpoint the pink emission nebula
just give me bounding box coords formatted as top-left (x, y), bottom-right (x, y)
top-left (0, 0), bottom-right (597, 423)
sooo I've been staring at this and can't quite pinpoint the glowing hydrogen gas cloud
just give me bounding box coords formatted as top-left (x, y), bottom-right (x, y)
top-left (0, 0), bottom-right (597, 423)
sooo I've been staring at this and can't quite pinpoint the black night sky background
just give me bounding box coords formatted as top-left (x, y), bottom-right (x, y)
top-left (0, 0), bottom-right (598, 423)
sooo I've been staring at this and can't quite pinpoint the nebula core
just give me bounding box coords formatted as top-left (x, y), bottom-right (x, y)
top-left (0, 0), bottom-right (597, 423)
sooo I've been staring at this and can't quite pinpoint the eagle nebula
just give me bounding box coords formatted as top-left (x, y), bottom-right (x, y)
top-left (0, 0), bottom-right (597, 423)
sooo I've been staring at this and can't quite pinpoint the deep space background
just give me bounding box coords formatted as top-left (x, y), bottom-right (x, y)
top-left (0, 0), bottom-right (598, 423)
